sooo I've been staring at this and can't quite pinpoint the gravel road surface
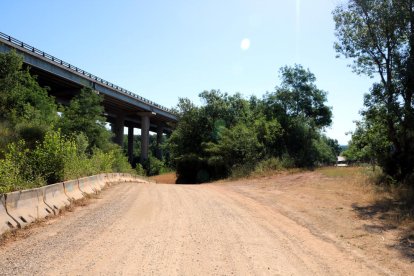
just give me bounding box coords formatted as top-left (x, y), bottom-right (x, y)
top-left (0, 180), bottom-right (409, 275)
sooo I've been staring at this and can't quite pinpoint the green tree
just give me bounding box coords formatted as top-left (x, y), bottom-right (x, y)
top-left (168, 97), bottom-right (210, 159)
top-left (343, 118), bottom-right (390, 165)
top-left (262, 65), bottom-right (333, 167)
top-left (271, 65), bottom-right (332, 128)
top-left (325, 137), bottom-right (342, 157)
top-left (313, 136), bottom-right (338, 165)
top-left (0, 51), bottom-right (58, 149)
top-left (59, 87), bottom-right (112, 152)
top-left (168, 66), bottom-right (335, 182)
top-left (334, 0), bottom-right (414, 181)
top-left (253, 115), bottom-right (284, 157)
top-left (204, 123), bottom-right (263, 173)
top-left (168, 98), bottom-right (211, 182)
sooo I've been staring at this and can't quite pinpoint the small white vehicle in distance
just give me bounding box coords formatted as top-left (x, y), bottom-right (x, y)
top-left (335, 156), bottom-right (348, 167)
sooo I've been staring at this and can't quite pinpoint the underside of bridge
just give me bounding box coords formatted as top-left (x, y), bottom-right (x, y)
top-left (30, 66), bottom-right (172, 165)
top-left (0, 32), bottom-right (178, 166)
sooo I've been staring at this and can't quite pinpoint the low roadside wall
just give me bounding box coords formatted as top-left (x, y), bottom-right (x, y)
top-left (0, 173), bottom-right (147, 235)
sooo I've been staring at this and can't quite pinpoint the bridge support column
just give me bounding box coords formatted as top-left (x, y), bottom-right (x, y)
top-left (156, 125), bottom-right (164, 160)
top-left (128, 126), bottom-right (134, 164)
top-left (113, 113), bottom-right (125, 146)
top-left (139, 112), bottom-right (154, 163)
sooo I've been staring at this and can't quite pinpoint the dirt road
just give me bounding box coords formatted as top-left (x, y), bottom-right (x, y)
top-left (0, 172), bottom-right (412, 275)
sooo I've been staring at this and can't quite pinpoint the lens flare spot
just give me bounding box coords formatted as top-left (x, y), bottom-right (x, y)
top-left (240, 38), bottom-right (250, 50)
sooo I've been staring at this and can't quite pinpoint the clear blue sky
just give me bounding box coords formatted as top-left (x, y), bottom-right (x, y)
top-left (1, 0), bottom-right (373, 144)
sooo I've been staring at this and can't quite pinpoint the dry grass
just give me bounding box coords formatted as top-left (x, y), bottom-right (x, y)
top-left (318, 166), bottom-right (367, 178)
top-left (319, 167), bottom-right (413, 214)
top-left (249, 168), bottom-right (303, 179)
top-left (318, 166), bottom-right (414, 259)
top-left (150, 172), bottom-right (177, 184)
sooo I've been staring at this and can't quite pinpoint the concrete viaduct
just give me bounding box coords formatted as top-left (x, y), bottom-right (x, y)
top-left (0, 32), bottom-right (178, 164)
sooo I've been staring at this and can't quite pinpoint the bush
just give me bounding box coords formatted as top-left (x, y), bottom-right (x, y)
top-left (254, 158), bottom-right (284, 174)
top-left (145, 156), bottom-right (171, 176)
top-left (135, 163), bottom-right (146, 176)
top-left (229, 156), bottom-right (296, 179)
top-left (0, 140), bottom-right (44, 193)
top-left (230, 163), bottom-right (256, 179)
top-left (0, 130), bottom-right (136, 193)
top-left (31, 130), bottom-right (75, 184)
top-left (110, 147), bottom-right (134, 174)
top-left (88, 149), bottom-right (114, 175)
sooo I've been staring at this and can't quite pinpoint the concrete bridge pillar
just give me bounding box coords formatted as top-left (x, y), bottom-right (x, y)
top-left (139, 112), bottom-right (154, 163)
top-left (113, 113), bottom-right (125, 146)
top-left (156, 125), bottom-right (164, 160)
top-left (128, 126), bottom-right (134, 164)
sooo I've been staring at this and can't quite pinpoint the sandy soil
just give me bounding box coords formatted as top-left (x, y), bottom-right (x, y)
top-left (0, 170), bottom-right (412, 275)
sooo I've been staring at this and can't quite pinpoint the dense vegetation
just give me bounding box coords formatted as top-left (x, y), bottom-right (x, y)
top-left (168, 65), bottom-right (340, 183)
top-left (335, 0), bottom-right (414, 185)
top-left (0, 51), bottom-right (134, 193)
top-left (121, 134), bottom-right (171, 176)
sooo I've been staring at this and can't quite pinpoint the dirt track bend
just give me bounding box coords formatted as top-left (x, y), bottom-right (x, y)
top-left (0, 181), bottom-right (400, 275)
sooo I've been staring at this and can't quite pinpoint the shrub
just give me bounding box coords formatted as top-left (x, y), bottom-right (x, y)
top-left (88, 149), bottom-right (115, 175)
top-left (135, 163), bottom-right (146, 176)
top-left (110, 147), bottom-right (134, 174)
top-left (31, 130), bottom-right (75, 184)
top-left (145, 156), bottom-right (171, 176)
top-left (230, 163), bottom-right (256, 179)
top-left (0, 140), bottom-right (44, 193)
top-left (0, 129), bottom-right (136, 193)
top-left (254, 158), bottom-right (284, 174)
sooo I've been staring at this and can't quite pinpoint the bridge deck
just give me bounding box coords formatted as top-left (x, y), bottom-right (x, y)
top-left (0, 32), bottom-right (177, 128)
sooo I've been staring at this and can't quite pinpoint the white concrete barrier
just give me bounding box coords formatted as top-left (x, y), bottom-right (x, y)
top-left (0, 194), bottom-right (18, 235)
top-left (125, 173), bottom-right (133, 182)
top-left (103, 174), bottom-right (110, 186)
top-left (1, 173), bottom-right (147, 235)
top-left (97, 174), bottom-right (106, 189)
top-left (5, 188), bottom-right (54, 227)
top-left (63, 179), bottom-right (84, 201)
top-left (78, 177), bottom-right (96, 195)
top-left (105, 173), bottom-right (116, 186)
top-left (115, 173), bottom-right (122, 182)
top-left (85, 175), bottom-right (101, 193)
top-left (42, 182), bottom-right (70, 215)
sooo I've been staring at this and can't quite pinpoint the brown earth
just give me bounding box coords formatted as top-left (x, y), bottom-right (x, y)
top-left (150, 172), bottom-right (177, 184)
top-left (0, 168), bottom-right (412, 275)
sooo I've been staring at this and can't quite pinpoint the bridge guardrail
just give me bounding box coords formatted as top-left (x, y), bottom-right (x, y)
top-left (0, 32), bottom-right (173, 115)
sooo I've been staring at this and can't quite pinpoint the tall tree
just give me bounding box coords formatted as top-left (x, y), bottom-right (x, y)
top-left (58, 87), bottom-right (112, 152)
top-left (334, 0), bottom-right (414, 180)
top-left (270, 65), bottom-right (332, 129)
top-left (262, 65), bottom-right (333, 166)
top-left (0, 51), bottom-right (58, 149)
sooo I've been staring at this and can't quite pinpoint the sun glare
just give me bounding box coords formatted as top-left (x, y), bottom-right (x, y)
top-left (240, 38), bottom-right (250, 50)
